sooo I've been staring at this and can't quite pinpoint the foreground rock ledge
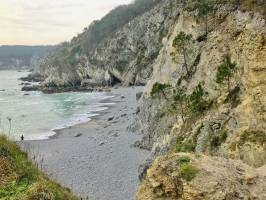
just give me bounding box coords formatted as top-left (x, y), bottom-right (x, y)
top-left (135, 153), bottom-right (266, 200)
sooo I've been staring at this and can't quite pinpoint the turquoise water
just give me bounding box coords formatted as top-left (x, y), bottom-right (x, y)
top-left (0, 70), bottom-right (113, 140)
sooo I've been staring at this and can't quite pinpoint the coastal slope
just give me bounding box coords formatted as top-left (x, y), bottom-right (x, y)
top-left (0, 136), bottom-right (78, 200)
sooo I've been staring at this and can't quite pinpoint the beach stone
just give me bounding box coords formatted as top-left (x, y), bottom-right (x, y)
top-left (108, 116), bottom-right (114, 121)
top-left (113, 133), bottom-right (119, 137)
top-left (75, 133), bottom-right (83, 138)
top-left (99, 141), bottom-right (105, 146)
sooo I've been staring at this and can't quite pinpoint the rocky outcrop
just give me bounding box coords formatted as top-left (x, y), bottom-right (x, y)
top-left (135, 153), bottom-right (266, 200)
top-left (133, 1), bottom-right (266, 198)
top-left (36, 0), bottom-right (179, 88)
top-left (135, 2), bottom-right (266, 168)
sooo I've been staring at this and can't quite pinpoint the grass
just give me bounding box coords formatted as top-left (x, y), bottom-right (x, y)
top-left (177, 155), bottom-right (191, 165)
top-left (180, 164), bottom-right (198, 181)
top-left (210, 130), bottom-right (228, 148)
top-left (150, 82), bottom-right (171, 98)
top-left (175, 139), bottom-right (196, 153)
top-left (0, 135), bottom-right (79, 200)
top-left (177, 155), bottom-right (198, 182)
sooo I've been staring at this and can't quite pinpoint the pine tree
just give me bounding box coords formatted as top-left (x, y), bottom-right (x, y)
top-left (216, 55), bottom-right (237, 92)
top-left (173, 32), bottom-right (193, 76)
top-left (194, 0), bottom-right (216, 36)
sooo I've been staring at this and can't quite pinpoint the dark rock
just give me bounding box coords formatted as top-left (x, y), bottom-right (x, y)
top-left (112, 133), bottom-right (119, 137)
top-left (19, 73), bottom-right (45, 82)
top-left (20, 82), bottom-right (31, 86)
top-left (136, 107), bottom-right (140, 114)
top-left (74, 133), bottom-right (82, 138)
top-left (99, 141), bottom-right (105, 146)
top-left (210, 122), bottom-right (221, 131)
top-left (108, 116), bottom-right (114, 121)
top-left (21, 85), bottom-right (39, 92)
top-left (138, 159), bottom-right (153, 181)
top-left (136, 92), bottom-right (143, 101)
top-left (121, 95), bottom-right (125, 99)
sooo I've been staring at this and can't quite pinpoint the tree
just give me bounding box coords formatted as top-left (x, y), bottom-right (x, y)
top-left (188, 84), bottom-right (210, 114)
top-left (173, 89), bottom-right (188, 123)
top-left (173, 32), bottom-right (193, 76)
top-left (194, 0), bottom-right (216, 36)
top-left (216, 55), bottom-right (237, 92)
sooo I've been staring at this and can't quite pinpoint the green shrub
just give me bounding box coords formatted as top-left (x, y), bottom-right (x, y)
top-left (216, 55), bottom-right (237, 91)
top-left (180, 164), bottom-right (199, 181)
top-left (172, 32), bottom-right (193, 75)
top-left (175, 139), bottom-right (196, 153)
top-left (178, 156), bottom-right (191, 165)
top-left (172, 89), bottom-right (188, 122)
top-left (191, 0), bottom-right (217, 35)
top-left (211, 130), bottom-right (228, 148)
top-left (239, 130), bottom-right (266, 146)
top-left (150, 82), bottom-right (171, 98)
top-left (188, 83), bottom-right (211, 114)
top-left (224, 86), bottom-right (241, 108)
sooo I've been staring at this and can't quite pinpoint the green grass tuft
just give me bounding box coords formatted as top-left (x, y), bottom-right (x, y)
top-left (180, 164), bottom-right (198, 181)
top-left (175, 139), bottom-right (196, 153)
top-left (178, 156), bottom-right (191, 166)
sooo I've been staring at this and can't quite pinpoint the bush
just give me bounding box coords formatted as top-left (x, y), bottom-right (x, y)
top-left (210, 130), bottom-right (228, 148)
top-left (180, 164), bottom-right (198, 181)
top-left (188, 84), bottom-right (211, 114)
top-left (178, 156), bottom-right (191, 165)
top-left (172, 32), bottom-right (193, 75)
top-left (150, 82), bottom-right (171, 98)
top-left (175, 139), bottom-right (196, 153)
top-left (216, 55), bottom-right (237, 91)
top-left (224, 86), bottom-right (241, 108)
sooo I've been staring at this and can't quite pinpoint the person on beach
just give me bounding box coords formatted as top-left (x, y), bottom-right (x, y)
top-left (21, 135), bottom-right (24, 141)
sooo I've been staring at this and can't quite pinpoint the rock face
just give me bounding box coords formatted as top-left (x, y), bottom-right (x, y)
top-left (134, 1), bottom-right (265, 197)
top-left (135, 153), bottom-right (266, 200)
top-left (36, 0), bottom-right (179, 87)
top-left (135, 1), bottom-right (266, 168)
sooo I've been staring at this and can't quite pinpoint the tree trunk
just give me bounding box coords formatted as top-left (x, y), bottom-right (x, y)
top-left (227, 76), bottom-right (230, 92)
top-left (180, 102), bottom-right (185, 123)
top-left (205, 14), bottom-right (208, 36)
top-left (162, 91), bottom-right (169, 101)
top-left (183, 48), bottom-right (189, 76)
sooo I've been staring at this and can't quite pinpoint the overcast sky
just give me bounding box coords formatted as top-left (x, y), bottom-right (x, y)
top-left (0, 0), bottom-right (132, 45)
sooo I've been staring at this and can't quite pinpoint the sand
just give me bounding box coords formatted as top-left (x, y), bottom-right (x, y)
top-left (19, 86), bottom-right (150, 200)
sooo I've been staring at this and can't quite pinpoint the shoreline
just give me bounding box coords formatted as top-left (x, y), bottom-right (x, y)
top-left (50, 93), bottom-right (118, 140)
top-left (19, 86), bottom-right (150, 200)
top-left (18, 90), bottom-right (116, 142)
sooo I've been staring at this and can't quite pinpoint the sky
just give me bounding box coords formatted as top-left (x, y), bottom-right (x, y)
top-left (0, 0), bottom-right (132, 45)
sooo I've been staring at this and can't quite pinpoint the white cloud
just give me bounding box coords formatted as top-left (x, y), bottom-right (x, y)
top-left (0, 0), bottom-right (132, 45)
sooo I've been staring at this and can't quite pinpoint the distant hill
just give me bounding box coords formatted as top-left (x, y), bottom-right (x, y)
top-left (0, 45), bottom-right (55, 70)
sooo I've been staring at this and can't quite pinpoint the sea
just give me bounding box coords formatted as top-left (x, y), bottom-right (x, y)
top-left (0, 70), bottom-right (113, 140)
